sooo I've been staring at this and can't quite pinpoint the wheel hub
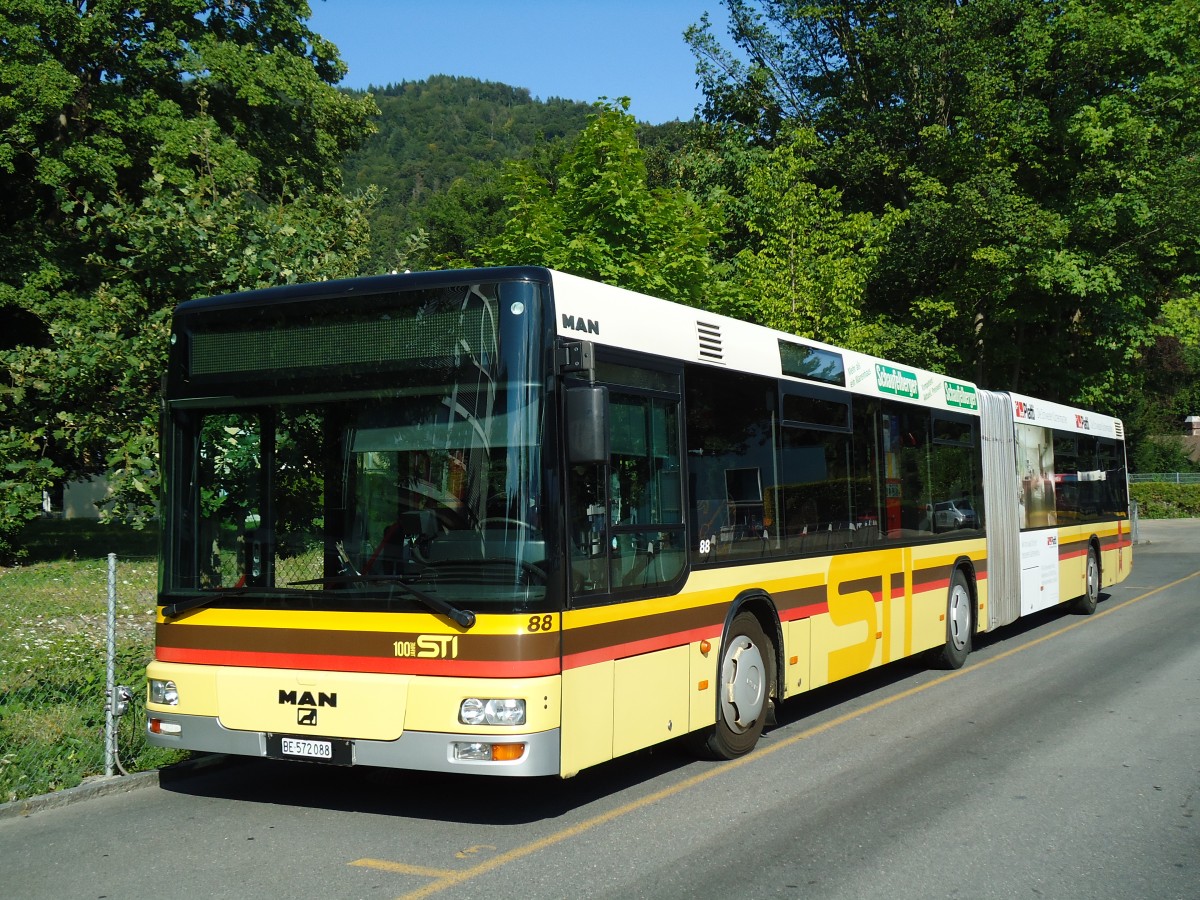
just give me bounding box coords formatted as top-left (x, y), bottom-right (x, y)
top-left (721, 637), bottom-right (765, 733)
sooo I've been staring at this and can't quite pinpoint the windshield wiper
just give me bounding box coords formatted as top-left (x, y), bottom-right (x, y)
top-left (162, 592), bottom-right (236, 620)
top-left (288, 575), bottom-right (476, 630)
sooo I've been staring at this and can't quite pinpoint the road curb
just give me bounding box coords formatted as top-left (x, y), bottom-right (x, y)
top-left (0, 754), bottom-right (232, 821)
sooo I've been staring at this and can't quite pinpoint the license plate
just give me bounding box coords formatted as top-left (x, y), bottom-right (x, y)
top-left (282, 737), bottom-right (331, 759)
top-left (266, 733), bottom-right (353, 765)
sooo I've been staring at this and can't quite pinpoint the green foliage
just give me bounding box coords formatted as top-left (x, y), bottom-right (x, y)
top-left (689, 0), bottom-right (1200, 413)
top-left (1130, 482), bottom-right (1200, 519)
top-left (0, 1), bottom-right (378, 555)
top-left (0, 424), bottom-right (60, 562)
top-left (341, 76), bottom-right (595, 272)
top-left (1130, 436), bottom-right (1200, 475)
top-left (723, 127), bottom-right (940, 361)
top-left (484, 99), bottom-right (726, 306)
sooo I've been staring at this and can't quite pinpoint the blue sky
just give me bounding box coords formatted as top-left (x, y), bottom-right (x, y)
top-left (305, 1), bottom-right (729, 124)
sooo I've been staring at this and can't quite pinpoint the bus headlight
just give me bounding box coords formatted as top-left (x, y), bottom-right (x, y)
top-left (149, 679), bottom-right (179, 706)
top-left (459, 698), bottom-right (526, 726)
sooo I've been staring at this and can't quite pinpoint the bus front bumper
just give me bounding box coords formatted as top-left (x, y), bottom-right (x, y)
top-left (145, 712), bottom-right (561, 777)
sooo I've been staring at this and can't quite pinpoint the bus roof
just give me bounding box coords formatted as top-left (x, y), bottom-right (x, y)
top-left (547, 269), bottom-right (982, 416)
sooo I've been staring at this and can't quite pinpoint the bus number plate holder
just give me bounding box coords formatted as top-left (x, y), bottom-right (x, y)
top-left (266, 733), bottom-right (353, 766)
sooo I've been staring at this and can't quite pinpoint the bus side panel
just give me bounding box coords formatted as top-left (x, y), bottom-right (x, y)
top-left (560, 660), bottom-right (615, 777)
top-left (909, 542), bottom-right (987, 649)
top-left (1057, 525), bottom-right (1091, 604)
top-left (690, 640), bottom-right (718, 726)
top-left (812, 547), bottom-right (904, 687)
top-left (612, 646), bottom-right (690, 758)
top-left (782, 617), bottom-right (812, 699)
top-left (809, 544), bottom-right (983, 687)
top-left (1104, 519), bottom-right (1133, 588)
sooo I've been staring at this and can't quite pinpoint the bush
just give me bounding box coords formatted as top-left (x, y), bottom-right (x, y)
top-left (1130, 482), bottom-right (1200, 519)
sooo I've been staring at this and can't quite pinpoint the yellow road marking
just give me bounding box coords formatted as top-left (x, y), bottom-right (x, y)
top-left (350, 568), bottom-right (1200, 899)
top-left (350, 859), bottom-right (457, 878)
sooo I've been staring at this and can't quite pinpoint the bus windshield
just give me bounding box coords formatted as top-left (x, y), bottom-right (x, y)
top-left (161, 278), bottom-right (550, 614)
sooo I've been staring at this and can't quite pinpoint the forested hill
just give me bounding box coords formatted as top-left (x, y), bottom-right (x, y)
top-left (341, 76), bottom-right (595, 271)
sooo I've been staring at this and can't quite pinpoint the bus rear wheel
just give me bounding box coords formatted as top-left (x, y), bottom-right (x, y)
top-left (935, 569), bottom-right (973, 670)
top-left (697, 611), bottom-right (773, 760)
top-left (1072, 545), bottom-right (1100, 615)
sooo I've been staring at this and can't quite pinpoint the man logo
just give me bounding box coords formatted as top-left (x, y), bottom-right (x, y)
top-left (297, 708), bottom-right (318, 727)
top-left (278, 689), bottom-right (337, 707)
top-left (561, 313), bottom-right (600, 335)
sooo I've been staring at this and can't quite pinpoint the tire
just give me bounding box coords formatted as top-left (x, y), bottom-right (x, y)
top-left (697, 611), bottom-right (774, 760)
top-left (1072, 544), bottom-right (1100, 615)
top-left (935, 569), bottom-right (973, 670)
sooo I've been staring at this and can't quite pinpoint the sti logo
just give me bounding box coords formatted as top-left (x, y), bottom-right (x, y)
top-left (1076, 414), bottom-right (1090, 431)
top-left (1015, 400), bottom-right (1036, 421)
top-left (1046, 535), bottom-right (1058, 547)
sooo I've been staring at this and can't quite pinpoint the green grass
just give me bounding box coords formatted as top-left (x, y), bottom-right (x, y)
top-left (0, 527), bottom-right (186, 803)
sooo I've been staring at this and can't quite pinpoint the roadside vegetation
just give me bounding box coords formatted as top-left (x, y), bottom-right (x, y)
top-left (1129, 483), bottom-right (1200, 519)
top-left (0, 522), bottom-right (184, 802)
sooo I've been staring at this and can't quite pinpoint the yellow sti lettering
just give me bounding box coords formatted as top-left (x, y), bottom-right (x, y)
top-left (416, 635), bottom-right (459, 659)
top-left (394, 636), bottom-right (459, 659)
top-left (827, 568), bottom-right (882, 683)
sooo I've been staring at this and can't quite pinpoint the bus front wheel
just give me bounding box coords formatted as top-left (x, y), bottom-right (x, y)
top-left (697, 611), bottom-right (773, 760)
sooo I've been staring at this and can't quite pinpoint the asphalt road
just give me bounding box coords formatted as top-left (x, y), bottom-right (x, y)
top-left (2, 519), bottom-right (1197, 900)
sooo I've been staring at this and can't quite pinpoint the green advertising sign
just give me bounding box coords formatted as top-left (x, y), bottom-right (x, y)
top-left (875, 363), bottom-right (919, 399)
top-left (944, 380), bottom-right (978, 410)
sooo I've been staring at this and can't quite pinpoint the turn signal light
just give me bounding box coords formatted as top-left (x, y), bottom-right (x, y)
top-left (451, 741), bottom-right (527, 762)
top-left (490, 743), bottom-right (526, 762)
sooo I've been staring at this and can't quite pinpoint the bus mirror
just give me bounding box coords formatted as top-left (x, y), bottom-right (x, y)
top-left (566, 385), bottom-right (610, 464)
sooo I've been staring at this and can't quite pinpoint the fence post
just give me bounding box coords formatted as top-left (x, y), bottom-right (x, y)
top-left (105, 552), bottom-right (117, 777)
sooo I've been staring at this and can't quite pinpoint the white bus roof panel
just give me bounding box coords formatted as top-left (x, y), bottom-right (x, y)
top-left (1007, 391), bottom-right (1123, 439)
top-left (548, 270), bottom-right (982, 416)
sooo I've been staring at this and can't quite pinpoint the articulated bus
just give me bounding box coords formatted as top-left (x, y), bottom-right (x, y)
top-left (146, 267), bottom-right (1132, 776)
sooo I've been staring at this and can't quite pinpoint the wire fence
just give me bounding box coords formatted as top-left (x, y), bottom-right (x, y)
top-left (1128, 472), bottom-right (1200, 484)
top-left (0, 554), bottom-right (186, 804)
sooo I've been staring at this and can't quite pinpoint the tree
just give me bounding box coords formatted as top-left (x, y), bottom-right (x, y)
top-left (0, 0), bottom-right (377, 556)
top-left (726, 127), bottom-right (938, 362)
top-left (341, 76), bottom-right (595, 272)
top-left (484, 99), bottom-right (726, 306)
top-left (689, 0), bottom-right (1200, 417)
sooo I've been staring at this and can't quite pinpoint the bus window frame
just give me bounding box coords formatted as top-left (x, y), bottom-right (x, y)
top-left (562, 348), bottom-right (689, 609)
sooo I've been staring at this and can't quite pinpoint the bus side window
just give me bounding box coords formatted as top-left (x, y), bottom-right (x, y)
top-left (684, 365), bottom-right (778, 563)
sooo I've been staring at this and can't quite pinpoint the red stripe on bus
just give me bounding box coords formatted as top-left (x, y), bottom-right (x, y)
top-left (563, 622), bottom-right (721, 670)
top-left (779, 601), bottom-right (829, 623)
top-left (155, 646), bottom-right (560, 678)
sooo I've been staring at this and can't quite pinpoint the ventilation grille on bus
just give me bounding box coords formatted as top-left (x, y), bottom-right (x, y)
top-left (696, 321), bottom-right (724, 362)
top-left (1114, 420), bottom-right (1125, 439)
